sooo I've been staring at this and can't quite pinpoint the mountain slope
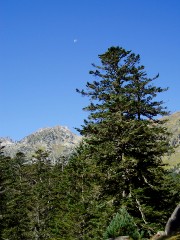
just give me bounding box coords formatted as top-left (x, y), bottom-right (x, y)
top-left (163, 112), bottom-right (180, 167)
top-left (0, 126), bottom-right (82, 161)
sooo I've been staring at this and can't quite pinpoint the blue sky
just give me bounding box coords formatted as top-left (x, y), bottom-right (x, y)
top-left (0, 0), bottom-right (180, 140)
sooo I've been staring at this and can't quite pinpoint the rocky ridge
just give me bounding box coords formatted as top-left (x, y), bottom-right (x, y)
top-left (0, 126), bottom-right (82, 161)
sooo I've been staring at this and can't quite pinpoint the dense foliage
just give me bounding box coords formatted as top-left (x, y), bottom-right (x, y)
top-left (75, 46), bottom-right (178, 236)
top-left (103, 207), bottom-right (140, 239)
top-left (0, 46), bottom-right (179, 239)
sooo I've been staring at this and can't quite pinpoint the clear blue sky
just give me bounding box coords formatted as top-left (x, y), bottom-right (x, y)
top-left (0, 0), bottom-right (180, 140)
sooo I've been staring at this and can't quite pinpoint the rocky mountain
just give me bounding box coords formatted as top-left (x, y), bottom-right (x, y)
top-left (0, 126), bottom-right (82, 162)
top-left (0, 112), bottom-right (180, 167)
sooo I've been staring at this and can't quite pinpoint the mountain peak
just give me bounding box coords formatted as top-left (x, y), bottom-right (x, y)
top-left (1, 126), bottom-right (82, 160)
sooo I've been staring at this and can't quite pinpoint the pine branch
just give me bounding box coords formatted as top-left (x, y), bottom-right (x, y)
top-left (135, 197), bottom-right (148, 224)
top-left (142, 174), bottom-right (155, 189)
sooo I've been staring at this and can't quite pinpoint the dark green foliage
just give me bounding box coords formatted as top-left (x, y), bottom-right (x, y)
top-left (58, 143), bottom-right (107, 239)
top-left (76, 46), bottom-right (175, 236)
top-left (27, 150), bottom-right (53, 239)
top-left (0, 144), bottom-right (9, 238)
top-left (0, 151), bottom-right (33, 239)
top-left (103, 207), bottom-right (140, 240)
top-left (0, 149), bottom-right (71, 239)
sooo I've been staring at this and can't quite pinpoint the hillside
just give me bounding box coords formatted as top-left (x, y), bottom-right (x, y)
top-left (0, 126), bottom-right (82, 161)
top-left (163, 112), bottom-right (180, 167)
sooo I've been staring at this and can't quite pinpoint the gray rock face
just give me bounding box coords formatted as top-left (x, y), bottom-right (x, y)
top-left (0, 137), bottom-right (14, 146)
top-left (1, 126), bottom-right (82, 161)
top-left (165, 204), bottom-right (180, 236)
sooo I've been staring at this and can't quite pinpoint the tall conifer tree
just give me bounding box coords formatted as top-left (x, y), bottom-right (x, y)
top-left (76, 46), bottom-right (173, 235)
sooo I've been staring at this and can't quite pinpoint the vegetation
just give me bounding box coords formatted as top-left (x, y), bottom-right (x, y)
top-left (75, 46), bottom-right (178, 236)
top-left (0, 46), bottom-right (179, 239)
top-left (103, 207), bottom-right (140, 239)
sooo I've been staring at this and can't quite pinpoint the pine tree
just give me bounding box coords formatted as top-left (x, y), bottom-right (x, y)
top-left (76, 46), bottom-right (174, 235)
top-left (103, 207), bottom-right (140, 240)
top-left (59, 143), bottom-right (106, 239)
top-left (46, 154), bottom-right (75, 240)
top-left (27, 149), bottom-right (54, 240)
top-left (0, 143), bottom-right (10, 238)
top-left (2, 152), bottom-right (33, 239)
top-left (0, 151), bottom-right (34, 239)
top-left (49, 142), bottom-right (114, 239)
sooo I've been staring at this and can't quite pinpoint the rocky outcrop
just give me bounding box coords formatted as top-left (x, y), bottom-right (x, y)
top-left (165, 204), bottom-right (180, 236)
top-left (152, 205), bottom-right (180, 240)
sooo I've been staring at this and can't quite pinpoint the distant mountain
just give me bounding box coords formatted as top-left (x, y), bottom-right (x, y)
top-left (1, 112), bottom-right (180, 167)
top-left (0, 126), bottom-right (82, 161)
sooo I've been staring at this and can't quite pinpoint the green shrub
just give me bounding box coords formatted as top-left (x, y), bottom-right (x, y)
top-left (103, 207), bottom-right (140, 240)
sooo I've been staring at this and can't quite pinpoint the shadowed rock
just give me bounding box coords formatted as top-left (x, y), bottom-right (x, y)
top-left (165, 204), bottom-right (180, 236)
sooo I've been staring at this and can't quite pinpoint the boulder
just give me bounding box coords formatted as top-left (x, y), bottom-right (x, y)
top-left (165, 204), bottom-right (180, 236)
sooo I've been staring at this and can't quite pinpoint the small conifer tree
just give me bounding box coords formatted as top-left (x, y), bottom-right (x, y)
top-left (103, 207), bottom-right (140, 240)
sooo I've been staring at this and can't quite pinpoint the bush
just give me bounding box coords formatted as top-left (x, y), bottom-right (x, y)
top-left (103, 207), bottom-right (140, 240)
